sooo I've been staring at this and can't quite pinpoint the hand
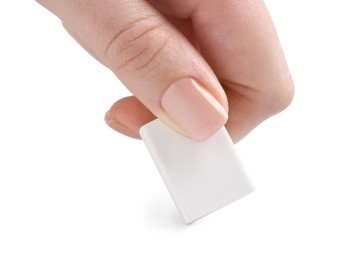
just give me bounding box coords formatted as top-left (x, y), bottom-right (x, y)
top-left (36, 0), bottom-right (294, 142)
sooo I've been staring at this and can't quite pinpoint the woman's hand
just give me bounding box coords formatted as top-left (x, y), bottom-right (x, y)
top-left (36, 0), bottom-right (294, 142)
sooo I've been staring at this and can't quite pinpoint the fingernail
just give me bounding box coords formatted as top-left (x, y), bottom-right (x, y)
top-left (105, 110), bottom-right (140, 139)
top-left (161, 78), bottom-right (228, 141)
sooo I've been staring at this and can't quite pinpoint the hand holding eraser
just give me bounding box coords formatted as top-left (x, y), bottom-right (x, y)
top-left (140, 119), bottom-right (254, 224)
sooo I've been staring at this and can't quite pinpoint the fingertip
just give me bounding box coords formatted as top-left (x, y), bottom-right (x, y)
top-left (104, 96), bottom-right (156, 139)
top-left (105, 111), bottom-right (141, 139)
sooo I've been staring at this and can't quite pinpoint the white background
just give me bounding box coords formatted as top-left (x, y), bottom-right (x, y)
top-left (1, 1), bottom-right (337, 259)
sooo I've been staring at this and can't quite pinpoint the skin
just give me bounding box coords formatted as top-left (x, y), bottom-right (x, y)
top-left (36, 0), bottom-right (294, 143)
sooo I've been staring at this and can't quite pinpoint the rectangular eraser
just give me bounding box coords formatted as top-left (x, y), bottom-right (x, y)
top-left (140, 119), bottom-right (254, 224)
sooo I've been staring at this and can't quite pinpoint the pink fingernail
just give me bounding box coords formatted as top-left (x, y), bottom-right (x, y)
top-left (161, 78), bottom-right (228, 141)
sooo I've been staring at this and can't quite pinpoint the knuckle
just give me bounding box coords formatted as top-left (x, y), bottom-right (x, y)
top-left (104, 18), bottom-right (170, 75)
top-left (280, 78), bottom-right (295, 110)
top-left (267, 73), bottom-right (295, 115)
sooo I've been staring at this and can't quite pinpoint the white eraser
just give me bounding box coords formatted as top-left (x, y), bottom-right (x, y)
top-left (140, 119), bottom-right (254, 224)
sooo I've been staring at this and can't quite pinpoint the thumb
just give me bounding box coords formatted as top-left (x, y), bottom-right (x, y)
top-left (37, 0), bottom-right (228, 141)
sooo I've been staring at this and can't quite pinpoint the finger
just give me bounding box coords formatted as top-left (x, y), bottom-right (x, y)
top-left (148, 0), bottom-right (294, 142)
top-left (105, 96), bottom-right (155, 139)
top-left (36, 0), bottom-right (228, 141)
top-left (191, 0), bottom-right (294, 141)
